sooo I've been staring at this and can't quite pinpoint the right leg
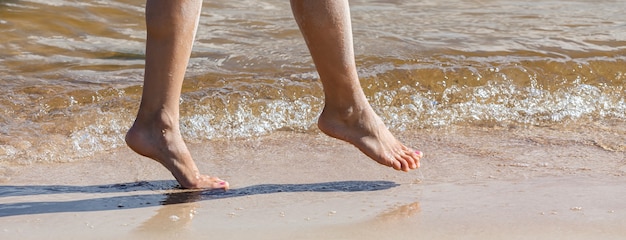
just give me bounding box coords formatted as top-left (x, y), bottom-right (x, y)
top-left (125, 0), bottom-right (227, 189)
top-left (290, 0), bottom-right (422, 171)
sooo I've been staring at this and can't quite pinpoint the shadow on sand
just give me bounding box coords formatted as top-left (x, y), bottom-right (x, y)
top-left (0, 180), bottom-right (398, 217)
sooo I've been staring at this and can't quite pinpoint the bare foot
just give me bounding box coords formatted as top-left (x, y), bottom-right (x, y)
top-left (125, 111), bottom-right (228, 190)
top-left (317, 104), bottom-right (422, 172)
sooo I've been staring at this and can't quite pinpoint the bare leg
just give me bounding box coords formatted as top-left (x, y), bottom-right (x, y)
top-left (126, 0), bottom-right (228, 189)
top-left (291, 0), bottom-right (422, 171)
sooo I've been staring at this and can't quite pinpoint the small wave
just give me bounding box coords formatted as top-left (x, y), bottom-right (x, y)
top-left (5, 58), bottom-right (625, 165)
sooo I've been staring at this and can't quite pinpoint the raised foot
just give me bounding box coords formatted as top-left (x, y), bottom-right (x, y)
top-left (125, 120), bottom-right (228, 190)
top-left (317, 106), bottom-right (423, 172)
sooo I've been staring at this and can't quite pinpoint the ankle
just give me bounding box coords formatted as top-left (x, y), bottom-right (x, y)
top-left (322, 99), bottom-right (373, 121)
top-left (134, 108), bottom-right (179, 131)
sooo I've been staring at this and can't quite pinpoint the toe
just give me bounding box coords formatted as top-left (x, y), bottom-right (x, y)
top-left (406, 149), bottom-right (423, 169)
top-left (395, 153), bottom-right (410, 172)
top-left (402, 153), bottom-right (417, 170)
top-left (414, 150), bottom-right (423, 168)
top-left (390, 156), bottom-right (403, 171)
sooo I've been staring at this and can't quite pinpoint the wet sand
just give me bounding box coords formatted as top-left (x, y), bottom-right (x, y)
top-left (1, 124), bottom-right (625, 239)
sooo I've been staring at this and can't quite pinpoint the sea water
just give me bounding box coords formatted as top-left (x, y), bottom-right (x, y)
top-left (0, 0), bottom-right (624, 164)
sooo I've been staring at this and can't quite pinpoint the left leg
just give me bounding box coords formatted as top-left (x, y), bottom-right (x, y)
top-left (126, 0), bottom-right (228, 189)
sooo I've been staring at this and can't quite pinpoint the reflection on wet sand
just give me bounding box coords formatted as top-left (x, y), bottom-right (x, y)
top-left (134, 191), bottom-right (202, 239)
top-left (130, 180), bottom-right (413, 238)
top-left (373, 201), bottom-right (421, 223)
top-left (293, 200), bottom-right (422, 240)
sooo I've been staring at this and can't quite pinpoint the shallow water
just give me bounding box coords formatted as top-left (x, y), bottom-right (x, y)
top-left (0, 0), bottom-right (624, 164)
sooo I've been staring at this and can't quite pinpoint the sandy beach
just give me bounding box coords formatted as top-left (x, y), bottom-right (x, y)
top-left (1, 123), bottom-right (624, 240)
top-left (1, 0), bottom-right (625, 239)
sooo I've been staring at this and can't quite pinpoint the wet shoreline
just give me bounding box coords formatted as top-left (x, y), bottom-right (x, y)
top-left (1, 126), bottom-right (625, 239)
